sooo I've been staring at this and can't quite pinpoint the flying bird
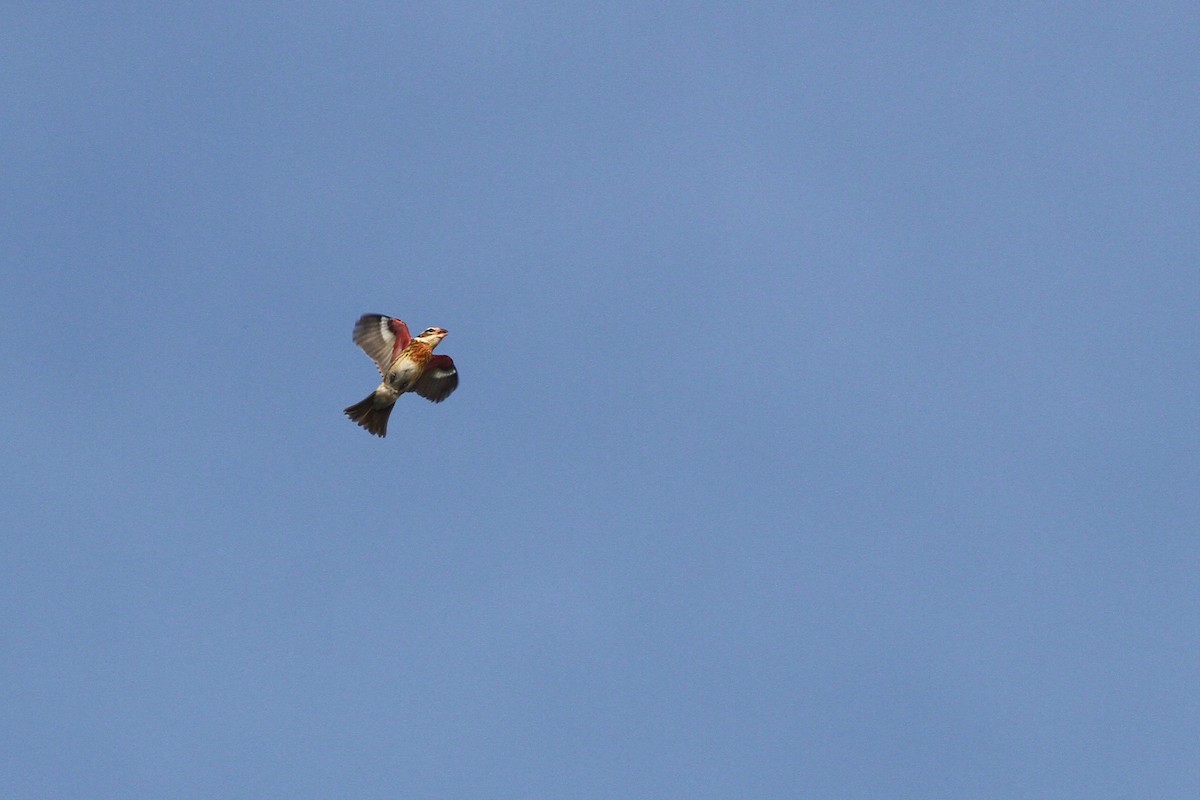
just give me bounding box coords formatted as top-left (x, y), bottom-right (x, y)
top-left (344, 313), bottom-right (458, 437)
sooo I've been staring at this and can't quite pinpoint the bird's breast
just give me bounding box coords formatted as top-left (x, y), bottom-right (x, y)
top-left (392, 341), bottom-right (432, 368)
top-left (385, 342), bottom-right (433, 391)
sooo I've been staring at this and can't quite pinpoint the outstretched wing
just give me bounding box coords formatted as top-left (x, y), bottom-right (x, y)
top-left (352, 314), bottom-right (411, 375)
top-left (413, 355), bottom-right (458, 403)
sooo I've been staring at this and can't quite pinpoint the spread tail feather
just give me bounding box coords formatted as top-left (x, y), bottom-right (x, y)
top-left (344, 393), bottom-right (394, 437)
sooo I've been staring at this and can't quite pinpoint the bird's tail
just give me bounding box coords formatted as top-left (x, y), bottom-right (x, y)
top-left (344, 392), bottom-right (394, 437)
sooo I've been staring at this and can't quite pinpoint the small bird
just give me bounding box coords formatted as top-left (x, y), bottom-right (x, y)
top-left (344, 313), bottom-right (458, 437)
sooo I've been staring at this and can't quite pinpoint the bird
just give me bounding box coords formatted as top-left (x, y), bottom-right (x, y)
top-left (343, 313), bottom-right (458, 437)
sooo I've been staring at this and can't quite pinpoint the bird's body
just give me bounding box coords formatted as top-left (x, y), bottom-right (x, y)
top-left (344, 314), bottom-right (458, 437)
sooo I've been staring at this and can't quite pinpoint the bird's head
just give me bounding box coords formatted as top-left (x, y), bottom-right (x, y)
top-left (416, 327), bottom-right (448, 347)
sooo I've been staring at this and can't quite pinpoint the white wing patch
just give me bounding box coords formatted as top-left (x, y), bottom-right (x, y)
top-left (413, 356), bottom-right (458, 403)
top-left (352, 314), bottom-right (409, 376)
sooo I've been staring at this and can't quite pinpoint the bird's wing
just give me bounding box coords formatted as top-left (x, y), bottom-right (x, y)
top-left (413, 355), bottom-right (458, 403)
top-left (352, 314), bottom-right (411, 375)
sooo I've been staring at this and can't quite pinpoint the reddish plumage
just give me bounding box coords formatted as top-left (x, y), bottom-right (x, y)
top-left (344, 313), bottom-right (458, 437)
top-left (387, 316), bottom-right (411, 359)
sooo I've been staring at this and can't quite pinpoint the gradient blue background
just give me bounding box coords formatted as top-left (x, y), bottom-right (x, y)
top-left (3, 4), bottom-right (1197, 797)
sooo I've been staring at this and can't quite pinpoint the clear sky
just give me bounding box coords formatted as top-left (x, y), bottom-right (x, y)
top-left (2, 4), bottom-right (1197, 798)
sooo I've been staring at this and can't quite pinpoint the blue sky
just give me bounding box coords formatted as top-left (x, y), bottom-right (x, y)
top-left (2, 3), bottom-right (1197, 797)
